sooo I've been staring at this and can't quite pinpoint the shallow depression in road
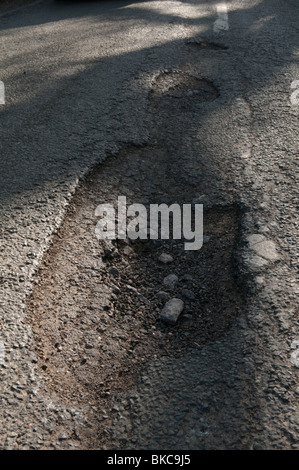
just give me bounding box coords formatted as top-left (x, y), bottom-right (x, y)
top-left (150, 69), bottom-right (220, 100)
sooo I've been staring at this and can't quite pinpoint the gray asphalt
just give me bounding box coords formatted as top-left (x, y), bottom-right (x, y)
top-left (0, 0), bottom-right (298, 450)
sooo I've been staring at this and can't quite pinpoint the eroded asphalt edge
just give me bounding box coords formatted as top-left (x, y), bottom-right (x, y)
top-left (0, 0), bottom-right (298, 449)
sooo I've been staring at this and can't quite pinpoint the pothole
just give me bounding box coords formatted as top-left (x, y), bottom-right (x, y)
top-left (26, 141), bottom-right (245, 408)
top-left (186, 37), bottom-right (229, 50)
top-left (26, 67), bottom-right (244, 446)
top-left (150, 69), bottom-right (219, 101)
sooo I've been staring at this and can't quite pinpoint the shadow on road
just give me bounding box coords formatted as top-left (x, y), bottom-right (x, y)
top-left (0, 0), bottom-right (298, 450)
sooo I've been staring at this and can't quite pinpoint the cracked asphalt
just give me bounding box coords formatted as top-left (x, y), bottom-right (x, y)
top-left (0, 0), bottom-right (298, 450)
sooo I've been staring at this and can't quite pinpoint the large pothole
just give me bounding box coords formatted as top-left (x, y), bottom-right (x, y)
top-left (27, 144), bottom-right (244, 407)
top-left (26, 66), bottom-right (245, 445)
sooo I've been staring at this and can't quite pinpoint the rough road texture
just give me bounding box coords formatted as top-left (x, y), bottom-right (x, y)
top-left (0, 0), bottom-right (298, 450)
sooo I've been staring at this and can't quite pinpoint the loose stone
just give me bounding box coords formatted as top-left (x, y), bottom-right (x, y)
top-left (158, 253), bottom-right (174, 264)
top-left (163, 274), bottom-right (178, 289)
top-left (181, 289), bottom-right (195, 301)
top-left (160, 298), bottom-right (184, 325)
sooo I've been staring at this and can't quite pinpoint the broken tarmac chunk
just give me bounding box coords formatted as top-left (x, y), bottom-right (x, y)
top-left (160, 298), bottom-right (184, 325)
top-left (246, 234), bottom-right (279, 261)
top-left (244, 234), bottom-right (280, 271)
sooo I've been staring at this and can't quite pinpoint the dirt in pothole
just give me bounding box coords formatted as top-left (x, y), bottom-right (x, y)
top-left (150, 69), bottom-right (219, 101)
top-left (26, 68), bottom-right (246, 440)
top-left (27, 196), bottom-right (243, 405)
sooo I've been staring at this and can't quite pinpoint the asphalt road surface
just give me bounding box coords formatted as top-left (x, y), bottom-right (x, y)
top-left (0, 0), bottom-right (298, 450)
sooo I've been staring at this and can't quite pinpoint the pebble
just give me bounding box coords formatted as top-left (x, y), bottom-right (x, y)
top-left (123, 246), bottom-right (134, 256)
top-left (102, 240), bottom-right (115, 257)
top-left (290, 340), bottom-right (299, 368)
top-left (100, 313), bottom-right (110, 324)
top-left (182, 274), bottom-right (193, 282)
top-left (108, 266), bottom-right (119, 277)
top-left (157, 291), bottom-right (169, 302)
top-left (58, 432), bottom-right (69, 441)
top-left (182, 314), bottom-right (193, 321)
top-left (181, 289), bottom-right (195, 301)
top-left (158, 253), bottom-right (174, 264)
top-left (163, 274), bottom-right (178, 289)
top-left (126, 284), bottom-right (138, 294)
top-left (160, 298), bottom-right (184, 325)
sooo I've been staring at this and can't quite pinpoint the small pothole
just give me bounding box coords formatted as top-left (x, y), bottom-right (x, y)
top-left (150, 70), bottom-right (219, 101)
top-left (186, 37), bottom-right (229, 50)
